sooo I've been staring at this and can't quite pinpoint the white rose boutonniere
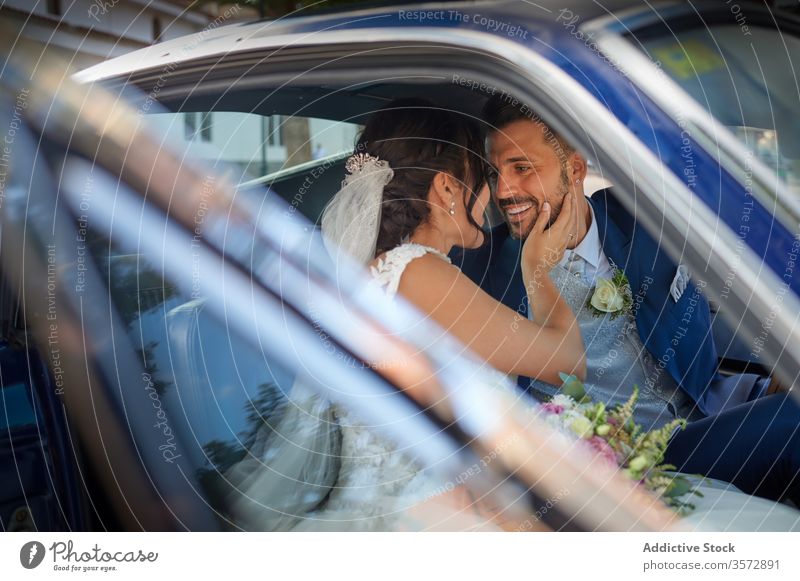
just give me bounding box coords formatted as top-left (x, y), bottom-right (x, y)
top-left (586, 267), bottom-right (632, 318)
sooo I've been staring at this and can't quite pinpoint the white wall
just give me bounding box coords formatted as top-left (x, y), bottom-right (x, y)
top-left (145, 112), bottom-right (361, 180)
top-left (309, 118), bottom-right (360, 158)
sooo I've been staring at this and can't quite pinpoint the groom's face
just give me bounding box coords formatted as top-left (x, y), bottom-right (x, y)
top-left (487, 119), bottom-right (571, 240)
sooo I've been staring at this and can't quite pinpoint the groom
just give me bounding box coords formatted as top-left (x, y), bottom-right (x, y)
top-left (456, 94), bottom-right (800, 504)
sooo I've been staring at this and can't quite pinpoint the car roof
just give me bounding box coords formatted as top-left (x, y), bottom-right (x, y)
top-left (284, 0), bottom-right (641, 20)
top-left (74, 0), bottom-right (666, 84)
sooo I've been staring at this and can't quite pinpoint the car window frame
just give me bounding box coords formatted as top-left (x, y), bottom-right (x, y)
top-left (86, 25), bottom-right (800, 398)
top-left (65, 37), bottom-right (697, 530)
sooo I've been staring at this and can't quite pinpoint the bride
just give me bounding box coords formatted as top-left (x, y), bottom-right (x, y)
top-left (227, 99), bottom-right (800, 532)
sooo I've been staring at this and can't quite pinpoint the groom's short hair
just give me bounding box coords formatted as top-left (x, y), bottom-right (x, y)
top-left (482, 94), bottom-right (575, 159)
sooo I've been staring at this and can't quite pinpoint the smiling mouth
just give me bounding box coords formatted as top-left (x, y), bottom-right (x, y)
top-left (503, 202), bottom-right (534, 223)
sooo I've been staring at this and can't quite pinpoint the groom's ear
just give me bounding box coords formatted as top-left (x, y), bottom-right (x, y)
top-left (568, 151), bottom-right (588, 184)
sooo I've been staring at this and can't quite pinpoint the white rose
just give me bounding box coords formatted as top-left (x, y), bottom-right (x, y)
top-left (590, 278), bottom-right (625, 313)
top-left (568, 416), bottom-right (594, 439)
top-left (551, 394), bottom-right (577, 410)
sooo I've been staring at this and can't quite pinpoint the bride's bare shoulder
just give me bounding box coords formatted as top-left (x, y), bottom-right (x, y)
top-left (398, 252), bottom-right (474, 296)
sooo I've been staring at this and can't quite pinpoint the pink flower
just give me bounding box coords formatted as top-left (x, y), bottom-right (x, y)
top-left (541, 402), bottom-right (565, 415)
top-left (585, 436), bottom-right (619, 467)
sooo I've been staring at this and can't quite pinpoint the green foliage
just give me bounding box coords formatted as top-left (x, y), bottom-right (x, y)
top-left (558, 372), bottom-right (590, 403)
top-left (608, 384), bottom-right (638, 431)
top-left (556, 375), bottom-right (701, 514)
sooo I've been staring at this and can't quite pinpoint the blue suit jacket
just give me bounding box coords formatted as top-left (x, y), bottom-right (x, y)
top-left (454, 189), bottom-right (762, 416)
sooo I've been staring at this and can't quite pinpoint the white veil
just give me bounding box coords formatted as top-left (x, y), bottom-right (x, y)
top-left (225, 152), bottom-right (394, 530)
top-left (320, 152), bottom-right (394, 265)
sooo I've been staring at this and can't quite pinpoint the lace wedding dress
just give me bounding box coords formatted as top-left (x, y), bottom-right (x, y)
top-left (311, 244), bottom-right (449, 528)
top-left (300, 243), bottom-right (510, 531)
top-left (227, 243), bottom-right (503, 531)
top-left (229, 242), bottom-right (800, 532)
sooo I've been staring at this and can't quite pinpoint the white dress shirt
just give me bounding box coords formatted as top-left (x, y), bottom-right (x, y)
top-left (558, 202), bottom-right (614, 285)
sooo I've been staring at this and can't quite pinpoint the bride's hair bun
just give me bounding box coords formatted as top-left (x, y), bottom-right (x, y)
top-left (356, 98), bottom-right (486, 256)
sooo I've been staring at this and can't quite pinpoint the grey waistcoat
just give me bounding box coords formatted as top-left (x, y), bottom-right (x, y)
top-left (528, 264), bottom-right (690, 431)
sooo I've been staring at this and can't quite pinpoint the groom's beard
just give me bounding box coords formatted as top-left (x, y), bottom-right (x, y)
top-left (501, 166), bottom-right (571, 241)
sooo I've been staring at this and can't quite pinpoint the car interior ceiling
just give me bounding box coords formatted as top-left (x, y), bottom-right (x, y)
top-left (157, 81), bottom-right (489, 126)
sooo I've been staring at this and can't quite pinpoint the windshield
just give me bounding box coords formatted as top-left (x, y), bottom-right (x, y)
top-left (639, 24), bottom-right (800, 194)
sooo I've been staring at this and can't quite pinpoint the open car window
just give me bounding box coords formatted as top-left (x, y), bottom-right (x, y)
top-left (146, 110), bottom-right (360, 183)
top-left (146, 109), bottom-right (359, 224)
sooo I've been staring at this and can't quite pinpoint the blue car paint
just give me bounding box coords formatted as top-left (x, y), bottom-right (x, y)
top-left (0, 342), bottom-right (85, 531)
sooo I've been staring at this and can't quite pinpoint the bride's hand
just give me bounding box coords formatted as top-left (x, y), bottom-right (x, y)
top-left (521, 192), bottom-right (576, 277)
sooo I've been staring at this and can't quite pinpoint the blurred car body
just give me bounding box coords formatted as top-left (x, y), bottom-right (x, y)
top-left (1, 0), bottom-right (799, 531)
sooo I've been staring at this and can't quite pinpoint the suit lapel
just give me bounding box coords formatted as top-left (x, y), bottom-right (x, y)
top-left (498, 235), bottom-right (527, 316)
top-left (486, 224), bottom-right (527, 316)
top-left (588, 190), bottom-right (636, 283)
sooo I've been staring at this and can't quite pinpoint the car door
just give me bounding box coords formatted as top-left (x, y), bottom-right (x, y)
top-left (70, 2), bottom-right (800, 526)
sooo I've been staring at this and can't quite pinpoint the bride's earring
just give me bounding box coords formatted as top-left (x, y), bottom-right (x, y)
top-left (449, 199), bottom-right (455, 215)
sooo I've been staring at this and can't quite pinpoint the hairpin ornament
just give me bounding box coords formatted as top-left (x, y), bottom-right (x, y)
top-left (345, 152), bottom-right (381, 175)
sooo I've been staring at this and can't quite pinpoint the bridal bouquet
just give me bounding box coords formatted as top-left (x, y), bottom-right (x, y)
top-left (541, 373), bottom-right (702, 514)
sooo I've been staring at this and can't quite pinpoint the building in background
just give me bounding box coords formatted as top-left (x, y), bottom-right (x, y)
top-left (1, 0), bottom-right (360, 179)
top-left (0, 0), bottom-right (231, 69)
top-left (146, 110), bottom-right (360, 180)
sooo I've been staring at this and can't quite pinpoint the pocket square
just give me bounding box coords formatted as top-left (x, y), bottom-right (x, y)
top-left (670, 265), bottom-right (689, 302)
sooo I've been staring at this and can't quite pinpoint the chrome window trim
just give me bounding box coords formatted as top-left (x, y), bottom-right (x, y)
top-left (239, 149), bottom-right (351, 189)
